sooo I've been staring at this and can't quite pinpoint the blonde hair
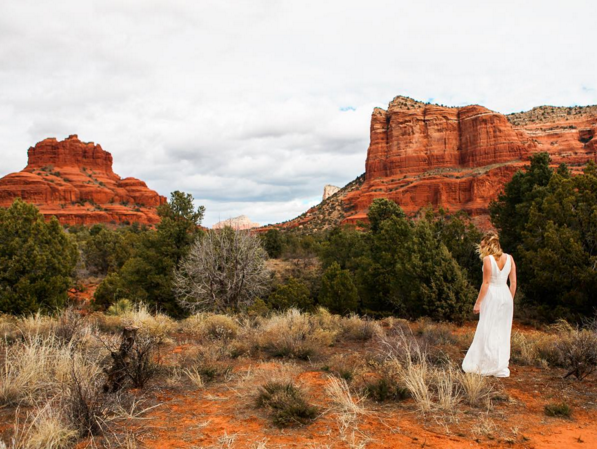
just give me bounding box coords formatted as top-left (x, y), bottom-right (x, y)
top-left (477, 231), bottom-right (503, 261)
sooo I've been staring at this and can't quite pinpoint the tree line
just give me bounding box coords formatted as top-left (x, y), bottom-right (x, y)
top-left (1, 153), bottom-right (595, 322)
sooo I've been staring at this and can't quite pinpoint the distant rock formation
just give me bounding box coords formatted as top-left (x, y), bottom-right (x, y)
top-left (0, 135), bottom-right (167, 225)
top-left (341, 96), bottom-right (597, 226)
top-left (270, 96), bottom-right (597, 232)
top-left (322, 185), bottom-right (340, 201)
top-left (212, 215), bottom-right (260, 230)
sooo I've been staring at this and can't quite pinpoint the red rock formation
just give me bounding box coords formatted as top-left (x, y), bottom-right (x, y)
top-left (0, 135), bottom-right (167, 226)
top-left (342, 97), bottom-right (597, 227)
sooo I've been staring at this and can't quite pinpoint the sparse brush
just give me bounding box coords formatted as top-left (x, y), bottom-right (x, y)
top-left (324, 376), bottom-right (367, 415)
top-left (364, 377), bottom-right (410, 402)
top-left (459, 372), bottom-right (494, 408)
top-left (16, 313), bottom-right (56, 340)
top-left (182, 313), bottom-right (239, 340)
top-left (180, 344), bottom-right (232, 383)
top-left (557, 327), bottom-right (597, 380)
top-left (415, 319), bottom-right (456, 346)
top-left (183, 366), bottom-right (205, 388)
top-left (256, 381), bottom-right (318, 427)
top-left (544, 402), bottom-right (572, 417)
top-left (120, 304), bottom-right (175, 343)
top-left (340, 315), bottom-right (383, 341)
top-left (258, 309), bottom-right (335, 360)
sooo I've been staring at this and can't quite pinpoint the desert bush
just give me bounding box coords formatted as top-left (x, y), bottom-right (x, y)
top-left (340, 315), bottom-right (382, 341)
top-left (361, 360), bottom-right (409, 403)
top-left (120, 304), bottom-right (175, 343)
top-left (257, 309), bottom-right (336, 360)
top-left (174, 227), bottom-right (270, 312)
top-left (180, 344), bottom-right (232, 383)
top-left (256, 381), bottom-right (318, 427)
top-left (556, 327), bottom-right (597, 380)
top-left (544, 402), bottom-right (572, 417)
top-left (181, 313), bottom-right (239, 340)
top-left (415, 319), bottom-right (457, 346)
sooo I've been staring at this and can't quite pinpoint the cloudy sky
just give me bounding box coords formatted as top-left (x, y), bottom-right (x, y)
top-left (1, 1), bottom-right (595, 227)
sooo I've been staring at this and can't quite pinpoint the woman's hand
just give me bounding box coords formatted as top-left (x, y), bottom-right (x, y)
top-left (473, 302), bottom-right (481, 314)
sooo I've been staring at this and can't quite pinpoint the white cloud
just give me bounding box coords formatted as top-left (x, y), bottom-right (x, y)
top-left (0, 0), bottom-right (595, 226)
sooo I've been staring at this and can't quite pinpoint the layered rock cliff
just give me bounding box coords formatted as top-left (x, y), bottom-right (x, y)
top-left (341, 97), bottom-right (597, 226)
top-left (0, 135), bottom-right (167, 225)
top-left (212, 215), bottom-right (260, 230)
top-left (270, 97), bottom-right (597, 232)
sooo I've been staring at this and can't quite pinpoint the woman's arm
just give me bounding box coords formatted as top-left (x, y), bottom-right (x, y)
top-left (473, 256), bottom-right (492, 314)
top-left (508, 255), bottom-right (517, 299)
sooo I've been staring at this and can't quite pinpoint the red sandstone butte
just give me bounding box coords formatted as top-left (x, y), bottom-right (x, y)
top-left (0, 135), bottom-right (167, 226)
top-left (341, 97), bottom-right (597, 226)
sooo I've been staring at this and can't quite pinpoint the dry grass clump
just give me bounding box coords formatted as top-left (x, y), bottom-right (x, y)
top-left (379, 330), bottom-right (464, 413)
top-left (0, 335), bottom-right (81, 406)
top-left (256, 309), bottom-right (337, 360)
top-left (180, 313), bottom-right (239, 340)
top-left (14, 313), bottom-right (56, 339)
top-left (180, 343), bottom-right (233, 383)
top-left (458, 372), bottom-right (494, 408)
top-left (120, 304), bottom-right (175, 343)
top-left (10, 403), bottom-right (78, 449)
top-left (339, 314), bottom-right (383, 341)
top-left (323, 353), bottom-right (367, 382)
top-left (256, 381), bottom-right (318, 427)
top-left (325, 376), bottom-right (367, 415)
top-left (511, 331), bottom-right (538, 366)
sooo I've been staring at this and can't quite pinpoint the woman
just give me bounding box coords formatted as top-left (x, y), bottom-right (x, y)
top-left (462, 232), bottom-right (517, 377)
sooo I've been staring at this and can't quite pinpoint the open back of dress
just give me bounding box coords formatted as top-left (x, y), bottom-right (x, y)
top-left (462, 254), bottom-right (513, 377)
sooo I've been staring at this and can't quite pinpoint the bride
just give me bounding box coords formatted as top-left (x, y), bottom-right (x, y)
top-left (462, 232), bottom-right (517, 377)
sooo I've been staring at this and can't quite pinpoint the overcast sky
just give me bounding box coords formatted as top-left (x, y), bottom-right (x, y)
top-left (1, 1), bottom-right (595, 227)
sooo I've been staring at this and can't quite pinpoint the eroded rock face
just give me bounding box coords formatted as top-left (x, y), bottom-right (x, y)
top-left (0, 135), bottom-right (167, 225)
top-left (322, 185), bottom-right (340, 201)
top-left (212, 215), bottom-right (260, 230)
top-left (342, 97), bottom-right (597, 226)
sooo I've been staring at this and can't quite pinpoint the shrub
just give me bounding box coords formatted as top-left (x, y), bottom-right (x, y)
top-left (365, 377), bottom-right (410, 402)
top-left (556, 327), bottom-right (597, 380)
top-left (267, 277), bottom-right (313, 311)
top-left (544, 402), bottom-right (572, 417)
top-left (174, 228), bottom-right (270, 312)
top-left (256, 381), bottom-right (318, 427)
top-left (258, 309), bottom-right (336, 360)
top-left (340, 314), bottom-right (382, 341)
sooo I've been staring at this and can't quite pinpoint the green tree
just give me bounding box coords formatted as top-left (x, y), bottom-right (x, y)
top-left (318, 262), bottom-right (359, 315)
top-left (490, 153), bottom-right (553, 256)
top-left (92, 191), bottom-right (205, 317)
top-left (83, 227), bottom-right (131, 275)
top-left (391, 219), bottom-right (476, 323)
top-left (262, 229), bottom-right (283, 258)
top-left (268, 277), bottom-right (313, 311)
top-left (0, 199), bottom-right (78, 314)
top-left (367, 198), bottom-right (406, 233)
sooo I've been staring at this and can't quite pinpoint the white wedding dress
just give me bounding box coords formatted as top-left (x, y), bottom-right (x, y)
top-left (462, 254), bottom-right (513, 377)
